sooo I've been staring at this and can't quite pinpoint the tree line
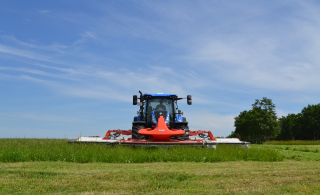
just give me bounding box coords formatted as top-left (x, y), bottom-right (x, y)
top-left (228, 98), bottom-right (320, 143)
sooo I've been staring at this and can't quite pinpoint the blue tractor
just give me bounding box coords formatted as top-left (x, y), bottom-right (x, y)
top-left (132, 91), bottom-right (192, 140)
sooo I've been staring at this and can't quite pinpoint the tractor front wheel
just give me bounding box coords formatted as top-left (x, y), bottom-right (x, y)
top-left (175, 124), bottom-right (190, 138)
top-left (132, 124), bottom-right (145, 139)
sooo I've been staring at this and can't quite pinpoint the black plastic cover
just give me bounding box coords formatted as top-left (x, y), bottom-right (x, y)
top-left (154, 110), bottom-right (169, 120)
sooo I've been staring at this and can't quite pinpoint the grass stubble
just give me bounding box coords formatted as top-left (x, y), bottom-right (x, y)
top-left (0, 139), bottom-right (320, 194)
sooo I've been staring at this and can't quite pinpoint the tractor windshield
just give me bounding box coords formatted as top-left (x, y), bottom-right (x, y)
top-left (144, 97), bottom-right (177, 124)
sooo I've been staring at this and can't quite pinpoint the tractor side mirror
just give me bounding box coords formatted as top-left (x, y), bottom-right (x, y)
top-left (187, 95), bottom-right (192, 105)
top-left (133, 95), bottom-right (137, 105)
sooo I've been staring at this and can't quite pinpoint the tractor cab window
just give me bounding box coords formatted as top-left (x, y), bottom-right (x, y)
top-left (144, 98), bottom-right (177, 123)
top-left (147, 98), bottom-right (170, 111)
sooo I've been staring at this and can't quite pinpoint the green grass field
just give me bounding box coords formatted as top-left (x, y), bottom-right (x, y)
top-left (1, 139), bottom-right (320, 194)
top-left (264, 140), bottom-right (320, 145)
top-left (0, 139), bottom-right (283, 163)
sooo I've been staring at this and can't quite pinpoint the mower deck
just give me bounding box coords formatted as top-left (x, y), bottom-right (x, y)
top-left (118, 139), bottom-right (217, 149)
top-left (69, 136), bottom-right (250, 149)
top-left (68, 136), bottom-right (119, 144)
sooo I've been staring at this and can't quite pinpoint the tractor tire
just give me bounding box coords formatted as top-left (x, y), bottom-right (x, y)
top-left (132, 124), bottom-right (145, 139)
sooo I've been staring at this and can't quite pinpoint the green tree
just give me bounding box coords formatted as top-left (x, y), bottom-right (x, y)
top-left (277, 104), bottom-right (320, 140)
top-left (252, 97), bottom-right (277, 117)
top-left (230, 110), bottom-right (247, 139)
top-left (300, 104), bottom-right (320, 140)
top-left (230, 97), bottom-right (279, 143)
top-left (277, 113), bottom-right (299, 140)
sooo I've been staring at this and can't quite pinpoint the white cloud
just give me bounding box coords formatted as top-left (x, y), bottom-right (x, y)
top-left (1, 35), bottom-right (68, 52)
top-left (3, 1), bottom-right (320, 98)
top-left (0, 44), bottom-right (52, 61)
top-left (181, 3), bottom-right (320, 92)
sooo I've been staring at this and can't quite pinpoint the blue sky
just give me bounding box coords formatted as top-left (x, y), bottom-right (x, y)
top-left (1, 0), bottom-right (320, 138)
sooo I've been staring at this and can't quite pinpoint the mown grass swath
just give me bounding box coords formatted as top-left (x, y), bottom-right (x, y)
top-left (0, 139), bottom-right (283, 163)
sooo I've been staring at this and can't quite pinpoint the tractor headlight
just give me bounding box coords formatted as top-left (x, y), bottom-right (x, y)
top-left (165, 113), bottom-right (170, 124)
top-left (152, 114), bottom-right (157, 124)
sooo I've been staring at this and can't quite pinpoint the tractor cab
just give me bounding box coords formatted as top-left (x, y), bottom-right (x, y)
top-left (133, 91), bottom-right (192, 130)
top-left (146, 97), bottom-right (175, 126)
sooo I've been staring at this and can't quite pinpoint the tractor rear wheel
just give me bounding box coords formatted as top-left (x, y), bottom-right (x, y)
top-left (132, 124), bottom-right (145, 139)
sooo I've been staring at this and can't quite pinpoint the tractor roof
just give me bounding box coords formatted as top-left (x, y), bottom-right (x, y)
top-left (144, 93), bottom-right (177, 97)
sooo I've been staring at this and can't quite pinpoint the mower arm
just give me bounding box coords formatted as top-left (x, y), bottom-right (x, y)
top-left (103, 130), bottom-right (132, 140)
top-left (189, 130), bottom-right (217, 141)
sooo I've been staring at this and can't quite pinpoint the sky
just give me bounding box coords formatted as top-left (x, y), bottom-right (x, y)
top-left (1, 0), bottom-right (320, 138)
